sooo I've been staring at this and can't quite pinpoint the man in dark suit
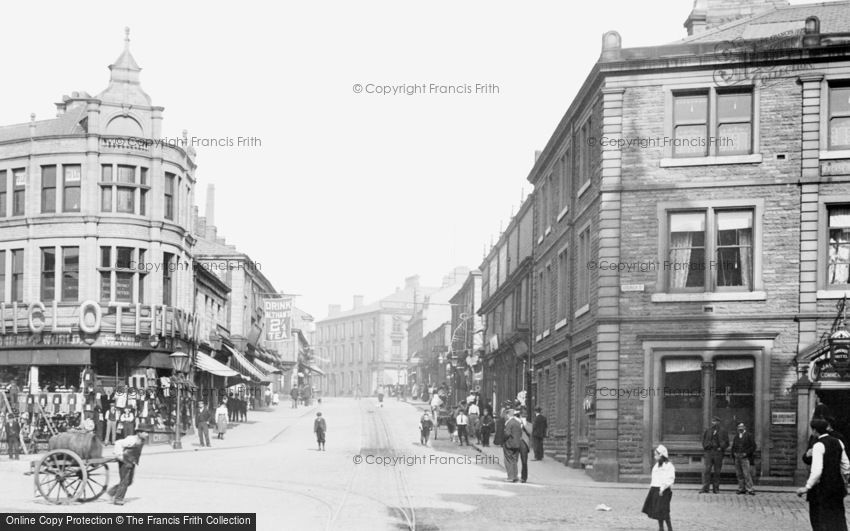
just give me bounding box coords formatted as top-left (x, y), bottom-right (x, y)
top-left (4, 413), bottom-right (21, 459)
top-left (700, 416), bottom-right (728, 493)
top-left (531, 406), bottom-right (548, 461)
top-left (797, 418), bottom-right (850, 531)
top-left (731, 422), bottom-right (756, 495)
top-left (502, 408), bottom-right (522, 482)
top-left (196, 402), bottom-right (212, 447)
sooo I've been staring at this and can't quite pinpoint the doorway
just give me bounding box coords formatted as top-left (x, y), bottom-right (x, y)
top-left (815, 389), bottom-right (850, 439)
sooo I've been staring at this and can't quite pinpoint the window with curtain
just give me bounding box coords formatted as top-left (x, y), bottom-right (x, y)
top-left (828, 205), bottom-right (850, 285)
top-left (716, 210), bottom-right (753, 289)
top-left (673, 92), bottom-right (709, 157)
top-left (41, 247), bottom-right (56, 301)
top-left (62, 247), bottom-right (79, 301)
top-left (717, 91), bottom-right (752, 155)
top-left (668, 213), bottom-right (705, 289)
top-left (662, 358), bottom-right (703, 437)
top-left (41, 165), bottom-right (56, 213)
top-left (12, 169), bottom-right (26, 216)
top-left (63, 165), bottom-right (81, 212)
top-left (713, 358), bottom-right (755, 430)
top-left (829, 85), bottom-right (850, 150)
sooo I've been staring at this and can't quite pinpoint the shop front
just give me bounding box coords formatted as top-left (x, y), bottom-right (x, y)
top-left (0, 300), bottom-right (201, 447)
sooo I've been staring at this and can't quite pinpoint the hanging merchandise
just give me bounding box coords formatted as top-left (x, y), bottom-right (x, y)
top-left (160, 376), bottom-right (172, 397)
top-left (128, 387), bottom-right (138, 409)
top-left (114, 385), bottom-right (127, 408)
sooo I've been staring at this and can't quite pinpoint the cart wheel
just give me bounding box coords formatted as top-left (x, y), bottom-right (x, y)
top-left (34, 450), bottom-right (86, 504)
top-left (80, 462), bottom-right (109, 502)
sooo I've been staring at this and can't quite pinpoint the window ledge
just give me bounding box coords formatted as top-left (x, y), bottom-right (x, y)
top-left (545, 226), bottom-right (552, 237)
top-left (820, 150), bottom-right (850, 160)
top-left (557, 205), bottom-right (569, 223)
top-left (535, 333), bottom-right (543, 342)
top-left (817, 289), bottom-right (850, 299)
top-left (574, 304), bottom-right (590, 318)
top-left (542, 329), bottom-right (550, 338)
top-left (659, 154), bottom-right (762, 168)
top-left (577, 181), bottom-right (591, 198)
top-left (537, 235), bottom-right (544, 245)
top-left (650, 291), bottom-right (766, 303)
top-left (555, 318), bottom-right (568, 331)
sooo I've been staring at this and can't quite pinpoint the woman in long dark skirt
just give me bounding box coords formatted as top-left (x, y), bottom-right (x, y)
top-left (642, 444), bottom-right (675, 531)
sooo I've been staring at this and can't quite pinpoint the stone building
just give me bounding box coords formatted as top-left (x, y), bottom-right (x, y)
top-left (0, 29), bottom-right (198, 398)
top-left (527, 0), bottom-right (850, 483)
top-left (479, 195), bottom-right (533, 417)
top-left (315, 276), bottom-right (438, 396)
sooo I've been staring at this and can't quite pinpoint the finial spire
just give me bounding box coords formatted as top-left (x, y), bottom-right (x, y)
top-left (125, 27), bottom-right (130, 46)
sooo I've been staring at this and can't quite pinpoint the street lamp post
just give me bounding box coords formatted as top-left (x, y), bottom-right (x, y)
top-left (170, 349), bottom-right (191, 450)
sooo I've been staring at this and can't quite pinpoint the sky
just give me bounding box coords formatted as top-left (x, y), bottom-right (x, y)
top-left (0, 0), bottom-right (823, 321)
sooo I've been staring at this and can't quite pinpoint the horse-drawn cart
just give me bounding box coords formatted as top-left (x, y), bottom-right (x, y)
top-left (31, 431), bottom-right (114, 504)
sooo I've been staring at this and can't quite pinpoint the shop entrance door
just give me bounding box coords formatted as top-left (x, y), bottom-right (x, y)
top-left (815, 389), bottom-right (850, 438)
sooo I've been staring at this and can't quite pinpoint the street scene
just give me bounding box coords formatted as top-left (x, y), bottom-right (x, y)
top-left (2, 0), bottom-right (850, 530)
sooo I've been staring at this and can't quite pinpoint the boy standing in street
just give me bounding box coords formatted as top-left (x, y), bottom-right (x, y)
top-left (314, 412), bottom-right (327, 451)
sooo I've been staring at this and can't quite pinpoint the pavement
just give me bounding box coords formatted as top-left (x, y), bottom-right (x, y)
top-left (0, 397), bottom-right (829, 530)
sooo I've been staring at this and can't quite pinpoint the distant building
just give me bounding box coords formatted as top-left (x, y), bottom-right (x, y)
top-left (315, 276), bottom-right (440, 396)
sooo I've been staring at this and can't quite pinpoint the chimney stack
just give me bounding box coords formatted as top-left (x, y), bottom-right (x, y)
top-left (353, 295), bottom-right (364, 309)
top-left (404, 275), bottom-right (420, 290)
top-left (684, 0), bottom-right (789, 36)
top-left (205, 184), bottom-right (215, 229)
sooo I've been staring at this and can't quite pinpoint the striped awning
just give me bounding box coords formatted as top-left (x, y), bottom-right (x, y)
top-left (254, 358), bottom-right (281, 374)
top-left (195, 351), bottom-right (238, 378)
top-left (225, 345), bottom-right (271, 383)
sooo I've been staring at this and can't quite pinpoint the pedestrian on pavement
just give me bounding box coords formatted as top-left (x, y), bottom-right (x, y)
top-left (105, 404), bottom-right (118, 445)
top-left (108, 431), bottom-right (148, 505)
top-left (420, 412), bottom-right (434, 446)
top-left (493, 406), bottom-right (507, 447)
top-left (700, 416), bottom-right (728, 493)
top-left (272, 391), bottom-right (280, 406)
top-left (119, 408), bottom-right (135, 437)
top-left (797, 418), bottom-right (850, 531)
top-left (467, 401), bottom-right (480, 444)
top-left (480, 408), bottom-right (494, 447)
top-left (517, 407), bottom-right (531, 483)
top-left (642, 444), bottom-right (675, 531)
top-left (264, 387), bottom-right (272, 408)
top-left (732, 422), bottom-right (756, 495)
top-left (804, 405), bottom-right (850, 465)
top-left (446, 409), bottom-right (457, 443)
top-left (532, 406), bottom-right (548, 460)
top-left (290, 387), bottom-right (299, 409)
top-left (429, 393), bottom-right (443, 424)
top-left (456, 408), bottom-right (470, 446)
top-left (314, 412), bottom-right (326, 451)
top-left (196, 402), bottom-right (212, 447)
top-left (3, 413), bottom-right (21, 460)
top-left (227, 394), bottom-right (236, 421)
top-left (377, 387), bottom-right (385, 408)
top-left (502, 408), bottom-right (522, 482)
top-left (215, 401), bottom-right (228, 439)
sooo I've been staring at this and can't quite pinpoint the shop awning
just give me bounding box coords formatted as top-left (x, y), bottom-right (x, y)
top-left (254, 358), bottom-right (281, 374)
top-left (225, 345), bottom-right (271, 383)
top-left (305, 364), bottom-right (325, 376)
top-left (0, 348), bottom-right (90, 366)
top-left (195, 351), bottom-right (239, 378)
top-left (138, 352), bottom-right (172, 369)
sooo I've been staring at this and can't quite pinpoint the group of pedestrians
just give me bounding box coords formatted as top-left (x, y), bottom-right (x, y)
top-left (194, 400), bottom-right (229, 447)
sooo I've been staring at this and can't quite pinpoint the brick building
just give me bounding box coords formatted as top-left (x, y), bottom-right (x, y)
top-left (528, 0), bottom-right (850, 484)
top-left (479, 194), bottom-right (533, 416)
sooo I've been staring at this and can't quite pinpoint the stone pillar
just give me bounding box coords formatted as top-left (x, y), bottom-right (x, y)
top-left (702, 361), bottom-right (715, 429)
top-left (591, 87), bottom-right (625, 482)
top-left (794, 370), bottom-right (813, 484)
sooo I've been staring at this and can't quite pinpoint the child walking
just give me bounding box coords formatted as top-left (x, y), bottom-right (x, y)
top-left (642, 444), bottom-right (675, 531)
top-left (419, 412), bottom-right (434, 446)
top-left (314, 412), bottom-right (327, 451)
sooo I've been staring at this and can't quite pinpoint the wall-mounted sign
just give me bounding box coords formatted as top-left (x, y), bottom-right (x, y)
top-left (771, 411), bottom-right (796, 425)
top-left (621, 284), bottom-right (645, 292)
top-left (821, 160), bottom-right (850, 176)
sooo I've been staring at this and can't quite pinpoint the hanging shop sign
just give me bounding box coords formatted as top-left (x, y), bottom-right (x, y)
top-left (263, 297), bottom-right (292, 341)
top-left (0, 300), bottom-right (200, 344)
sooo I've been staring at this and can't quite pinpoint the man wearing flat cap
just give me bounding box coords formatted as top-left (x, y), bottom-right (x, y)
top-left (700, 416), bottom-right (728, 493)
